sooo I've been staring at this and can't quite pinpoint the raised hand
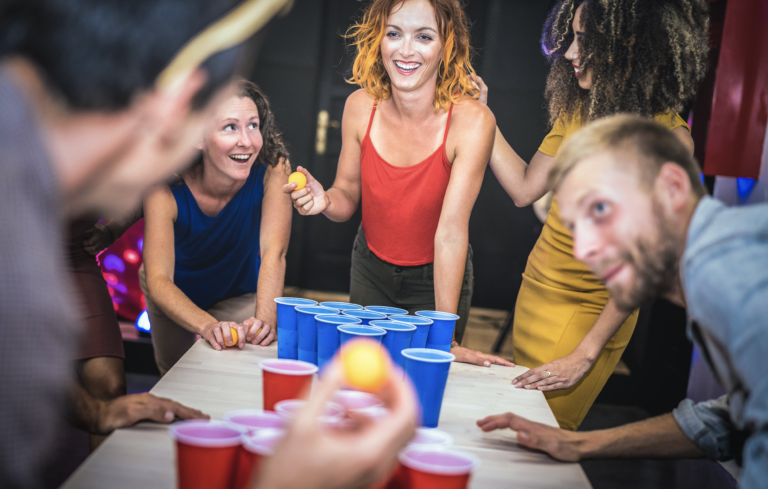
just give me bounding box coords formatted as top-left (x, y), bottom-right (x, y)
top-left (469, 73), bottom-right (488, 105)
top-left (81, 222), bottom-right (114, 256)
top-left (282, 166), bottom-right (329, 216)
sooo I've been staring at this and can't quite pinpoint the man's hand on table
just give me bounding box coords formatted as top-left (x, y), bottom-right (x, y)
top-left (451, 345), bottom-right (515, 368)
top-left (255, 360), bottom-right (418, 489)
top-left (96, 393), bottom-right (209, 435)
top-left (477, 412), bottom-right (582, 462)
top-left (243, 317), bottom-right (276, 346)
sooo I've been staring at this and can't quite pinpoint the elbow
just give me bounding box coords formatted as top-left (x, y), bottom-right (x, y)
top-left (513, 197), bottom-right (532, 208)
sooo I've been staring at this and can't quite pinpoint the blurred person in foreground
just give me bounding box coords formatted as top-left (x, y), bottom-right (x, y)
top-left (478, 115), bottom-right (768, 488)
top-left (0, 1), bottom-right (415, 488)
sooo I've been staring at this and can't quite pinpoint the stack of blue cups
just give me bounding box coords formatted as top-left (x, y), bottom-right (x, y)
top-left (295, 306), bottom-right (339, 365)
top-left (402, 348), bottom-right (455, 428)
top-left (337, 325), bottom-right (387, 345)
top-left (389, 315), bottom-right (433, 349)
top-left (370, 320), bottom-right (416, 369)
top-left (342, 309), bottom-right (387, 325)
top-left (364, 305), bottom-right (408, 317)
top-left (320, 301), bottom-right (363, 311)
top-left (416, 311), bottom-right (460, 352)
top-left (274, 297), bottom-right (317, 359)
top-left (315, 314), bottom-right (361, 369)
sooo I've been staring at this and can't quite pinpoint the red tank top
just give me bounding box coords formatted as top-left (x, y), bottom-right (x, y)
top-left (360, 101), bottom-right (454, 266)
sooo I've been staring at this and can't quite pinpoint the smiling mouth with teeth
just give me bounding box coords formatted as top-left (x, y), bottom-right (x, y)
top-left (229, 154), bottom-right (251, 163)
top-left (394, 60), bottom-right (421, 75)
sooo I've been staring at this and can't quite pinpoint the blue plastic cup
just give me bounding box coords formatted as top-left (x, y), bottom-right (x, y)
top-left (295, 306), bottom-right (339, 365)
top-left (365, 305), bottom-right (408, 317)
top-left (342, 309), bottom-right (387, 325)
top-left (338, 325), bottom-right (386, 346)
top-left (320, 301), bottom-right (363, 311)
top-left (402, 348), bottom-right (455, 428)
top-left (370, 320), bottom-right (416, 369)
top-left (275, 298), bottom-right (317, 359)
top-left (389, 315), bottom-right (433, 349)
top-left (416, 311), bottom-right (459, 352)
top-left (315, 315), bottom-right (362, 369)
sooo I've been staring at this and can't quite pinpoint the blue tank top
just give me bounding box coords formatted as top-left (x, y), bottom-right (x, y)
top-left (171, 163), bottom-right (267, 310)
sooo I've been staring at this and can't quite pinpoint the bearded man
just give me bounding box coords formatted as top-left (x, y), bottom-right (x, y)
top-left (477, 115), bottom-right (767, 488)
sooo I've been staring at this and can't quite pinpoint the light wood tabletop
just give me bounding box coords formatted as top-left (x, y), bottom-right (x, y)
top-left (62, 339), bottom-right (592, 489)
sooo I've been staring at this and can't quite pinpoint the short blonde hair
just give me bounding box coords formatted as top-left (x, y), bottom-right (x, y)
top-left (345, 0), bottom-right (477, 112)
top-left (548, 114), bottom-right (706, 197)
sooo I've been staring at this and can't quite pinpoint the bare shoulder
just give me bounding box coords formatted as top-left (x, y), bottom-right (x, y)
top-left (344, 89), bottom-right (377, 119)
top-left (266, 158), bottom-right (292, 180)
top-left (144, 184), bottom-right (178, 220)
top-left (450, 96), bottom-right (496, 133)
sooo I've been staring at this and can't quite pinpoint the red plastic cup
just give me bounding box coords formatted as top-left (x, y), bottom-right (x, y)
top-left (384, 428), bottom-right (454, 489)
top-left (260, 359), bottom-right (318, 411)
top-left (399, 446), bottom-right (480, 489)
top-left (232, 428), bottom-right (286, 489)
top-left (168, 420), bottom-right (247, 489)
top-left (223, 409), bottom-right (287, 434)
top-left (273, 399), bottom-right (345, 423)
top-left (332, 390), bottom-right (384, 412)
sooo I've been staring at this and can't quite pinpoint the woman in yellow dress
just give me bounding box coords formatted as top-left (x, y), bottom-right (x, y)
top-left (472, 0), bottom-right (709, 430)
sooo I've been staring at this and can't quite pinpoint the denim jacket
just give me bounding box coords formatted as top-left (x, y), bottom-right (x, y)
top-left (672, 197), bottom-right (768, 488)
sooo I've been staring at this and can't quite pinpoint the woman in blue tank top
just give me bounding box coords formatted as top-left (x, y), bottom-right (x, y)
top-left (141, 80), bottom-right (293, 375)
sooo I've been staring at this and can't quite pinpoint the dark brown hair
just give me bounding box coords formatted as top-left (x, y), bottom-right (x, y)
top-left (541, 0), bottom-right (709, 125)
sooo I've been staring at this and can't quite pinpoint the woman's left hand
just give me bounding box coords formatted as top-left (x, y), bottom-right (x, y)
top-left (451, 345), bottom-right (515, 368)
top-left (243, 318), bottom-right (276, 346)
top-left (512, 353), bottom-right (593, 392)
top-left (469, 73), bottom-right (488, 105)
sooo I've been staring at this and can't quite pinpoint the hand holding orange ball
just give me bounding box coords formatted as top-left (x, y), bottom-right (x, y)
top-left (288, 171), bottom-right (306, 191)
top-left (340, 338), bottom-right (391, 392)
top-left (224, 327), bottom-right (239, 347)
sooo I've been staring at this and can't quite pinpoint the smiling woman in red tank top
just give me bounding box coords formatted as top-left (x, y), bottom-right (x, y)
top-left (284, 0), bottom-right (512, 367)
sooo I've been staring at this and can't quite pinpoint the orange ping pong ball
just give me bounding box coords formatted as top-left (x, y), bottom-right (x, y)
top-left (288, 172), bottom-right (306, 191)
top-left (225, 327), bottom-right (238, 347)
top-left (340, 338), bottom-right (390, 392)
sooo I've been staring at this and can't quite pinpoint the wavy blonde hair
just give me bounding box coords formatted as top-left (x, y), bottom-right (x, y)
top-left (345, 0), bottom-right (477, 111)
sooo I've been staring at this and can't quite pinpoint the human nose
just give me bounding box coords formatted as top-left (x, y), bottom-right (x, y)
top-left (565, 37), bottom-right (579, 61)
top-left (572, 222), bottom-right (601, 266)
top-left (237, 128), bottom-right (251, 148)
top-left (399, 36), bottom-right (415, 58)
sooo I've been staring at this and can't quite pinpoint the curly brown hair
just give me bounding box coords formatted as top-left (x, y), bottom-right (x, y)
top-left (541, 0), bottom-right (709, 126)
top-left (237, 79), bottom-right (289, 167)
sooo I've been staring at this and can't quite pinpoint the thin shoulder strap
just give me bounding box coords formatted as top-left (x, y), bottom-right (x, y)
top-left (365, 100), bottom-right (378, 139)
top-left (442, 103), bottom-right (454, 144)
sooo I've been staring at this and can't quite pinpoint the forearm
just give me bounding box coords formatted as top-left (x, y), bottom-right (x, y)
top-left (322, 187), bottom-right (359, 222)
top-left (254, 249), bottom-right (286, 325)
top-left (433, 232), bottom-right (467, 319)
top-left (147, 276), bottom-right (217, 334)
top-left (576, 413), bottom-right (706, 460)
top-left (572, 298), bottom-right (632, 362)
top-left (489, 128), bottom-right (548, 207)
top-left (69, 381), bottom-right (106, 435)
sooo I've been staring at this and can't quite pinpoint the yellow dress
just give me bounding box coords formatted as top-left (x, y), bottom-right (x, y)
top-left (512, 112), bottom-right (689, 430)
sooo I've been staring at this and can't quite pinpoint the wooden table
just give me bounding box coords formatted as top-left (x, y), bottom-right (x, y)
top-left (62, 340), bottom-right (592, 488)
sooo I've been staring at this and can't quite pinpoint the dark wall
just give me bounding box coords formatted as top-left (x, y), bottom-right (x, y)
top-left (252, 0), bottom-right (555, 310)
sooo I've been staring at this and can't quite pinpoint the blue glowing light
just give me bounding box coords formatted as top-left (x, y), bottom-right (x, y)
top-left (135, 309), bottom-right (151, 333)
top-left (137, 239), bottom-right (144, 252)
top-left (103, 254), bottom-right (125, 272)
top-left (737, 178), bottom-right (756, 200)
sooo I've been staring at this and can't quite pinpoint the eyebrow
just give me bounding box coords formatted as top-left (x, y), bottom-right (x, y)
top-left (386, 24), bottom-right (438, 34)
top-left (222, 116), bottom-right (259, 123)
